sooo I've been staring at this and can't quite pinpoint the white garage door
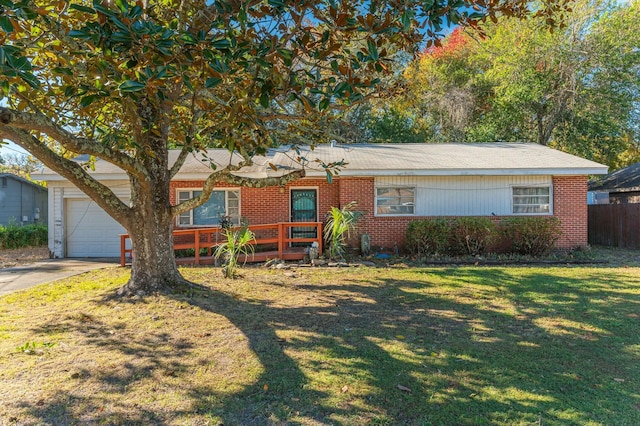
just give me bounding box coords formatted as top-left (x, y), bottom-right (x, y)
top-left (65, 199), bottom-right (127, 257)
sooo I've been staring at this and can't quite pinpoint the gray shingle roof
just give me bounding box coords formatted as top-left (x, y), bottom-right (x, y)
top-left (261, 143), bottom-right (607, 177)
top-left (588, 162), bottom-right (640, 192)
top-left (0, 173), bottom-right (47, 190)
top-left (35, 142), bottom-right (608, 181)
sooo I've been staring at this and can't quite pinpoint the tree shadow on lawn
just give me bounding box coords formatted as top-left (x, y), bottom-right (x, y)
top-left (20, 311), bottom-right (194, 425)
top-left (18, 267), bottom-right (640, 425)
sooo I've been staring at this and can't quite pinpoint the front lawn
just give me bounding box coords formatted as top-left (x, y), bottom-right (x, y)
top-left (1, 265), bottom-right (639, 425)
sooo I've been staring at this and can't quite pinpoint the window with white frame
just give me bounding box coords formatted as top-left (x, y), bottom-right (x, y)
top-left (177, 189), bottom-right (240, 226)
top-left (512, 186), bottom-right (551, 214)
top-left (376, 187), bottom-right (415, 215)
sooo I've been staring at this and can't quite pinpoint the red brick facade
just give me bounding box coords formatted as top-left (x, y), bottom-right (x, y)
top-left (552, 175), bottom-right (588, 249)
top-left (171, 174), bottom-right (589, 252)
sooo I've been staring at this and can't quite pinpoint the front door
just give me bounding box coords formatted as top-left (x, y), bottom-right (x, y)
top-left (291, 189), bottom-right (318, 244)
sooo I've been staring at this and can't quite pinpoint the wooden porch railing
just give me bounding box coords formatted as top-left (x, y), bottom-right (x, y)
top-left (120, 222), bottom-right (323, 266)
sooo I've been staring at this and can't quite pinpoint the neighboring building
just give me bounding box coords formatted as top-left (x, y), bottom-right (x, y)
top-left (0, 173), bottom-right (48, 226)
top-left (35, 143), bottom-right (607, 258)
top-left (588, 162), bottom-right (640, 204)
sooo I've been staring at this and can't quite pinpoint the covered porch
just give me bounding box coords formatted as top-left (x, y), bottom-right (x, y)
top-left (120, 222), bottom-right (323, 266)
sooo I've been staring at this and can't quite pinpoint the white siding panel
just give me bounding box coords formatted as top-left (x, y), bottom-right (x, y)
top-left (65, 199), bottom-right (127, 257)
top-left (61, 180), bottom-right (131, 200)
top-left (376, 175), bottom-right (551, 216)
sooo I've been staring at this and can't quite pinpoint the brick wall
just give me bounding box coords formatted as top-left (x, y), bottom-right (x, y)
top-left (356, 176), bottom-right (589, 251)
top-left (171, 174), bottom-right (589, 252)
top-left (241, 179), bottom-right (339, 224)
top-left (170, 179), bottom-right (339, 226)
top-left (553, 175), bottom-right (588, 249)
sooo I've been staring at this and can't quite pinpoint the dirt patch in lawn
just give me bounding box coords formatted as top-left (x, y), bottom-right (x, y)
top-left (0, 246), bottom-right (50, 269)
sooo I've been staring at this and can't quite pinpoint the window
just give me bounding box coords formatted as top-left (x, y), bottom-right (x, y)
top-left (177, 189), bottom-right (240, 226)
top-left (376, 187), bottom-right (415, 215)
top-left (512, 186), bottom-right (551, 214)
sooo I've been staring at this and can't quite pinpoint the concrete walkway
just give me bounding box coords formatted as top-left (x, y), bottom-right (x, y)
top-left (0, 258), bottom-right (119, 296)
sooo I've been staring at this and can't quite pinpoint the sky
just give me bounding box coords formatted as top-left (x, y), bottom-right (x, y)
top-left (0, 140), bottom-right (29, 158)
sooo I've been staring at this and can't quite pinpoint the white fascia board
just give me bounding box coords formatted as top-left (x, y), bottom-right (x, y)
top-left (338, 167), bottom-right (609, 176)
top-left (35, 166), bottom-right (609, 182)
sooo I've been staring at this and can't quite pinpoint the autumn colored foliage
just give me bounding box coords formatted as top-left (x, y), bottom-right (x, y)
top-left (422, 27), bottom-right (472, 59)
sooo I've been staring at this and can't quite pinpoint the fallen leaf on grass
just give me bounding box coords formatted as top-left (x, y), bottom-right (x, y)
top-left (397, 384), bottom-right (412, 393)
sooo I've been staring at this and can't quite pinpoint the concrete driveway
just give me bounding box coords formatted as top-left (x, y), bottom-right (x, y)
top-left (0, 258), bottom-right (119, 296)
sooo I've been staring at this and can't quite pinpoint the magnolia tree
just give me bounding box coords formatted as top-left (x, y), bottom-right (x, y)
top-left (0, 0), bottom-right (567, 294)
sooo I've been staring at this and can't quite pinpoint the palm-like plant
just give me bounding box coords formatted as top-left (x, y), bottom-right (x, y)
top-left (214, 226), bottom-right (256, 278)
top-left (324, 202), bottom-right (362, 260)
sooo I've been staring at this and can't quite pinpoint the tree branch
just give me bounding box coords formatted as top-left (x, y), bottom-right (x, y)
top-left (0, 107), bottom-right (147, 180)
top-left (170, 146), bottom-right (193, 179)
top-left (171, 168), bottom-right (305, 216)
top-left (0, 126), bottom-right (132, 226)
top-left (170, 94), bottom-right (204, 178)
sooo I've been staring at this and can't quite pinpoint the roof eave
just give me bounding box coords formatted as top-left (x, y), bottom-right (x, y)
top-left (338, 167), bottom-right (609, 176)
top-left (35, 167), bottom-right (608, 182)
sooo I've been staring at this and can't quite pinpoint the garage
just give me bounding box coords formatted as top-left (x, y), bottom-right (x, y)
top-left (65, 199), bottom-right (127, 257)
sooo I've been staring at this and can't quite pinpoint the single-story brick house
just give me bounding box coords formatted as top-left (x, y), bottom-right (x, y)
top-left (35, 143), bottom-right (607, 258)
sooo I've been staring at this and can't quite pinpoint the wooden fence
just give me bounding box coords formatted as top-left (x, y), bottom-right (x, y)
top-left (588, 204), bottom-right (640, 249)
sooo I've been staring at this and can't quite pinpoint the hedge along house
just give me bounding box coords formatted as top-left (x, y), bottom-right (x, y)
top-left (35, 143), bottom-right (607, 259)
top-left (0, 173), bottom-right (48, 227)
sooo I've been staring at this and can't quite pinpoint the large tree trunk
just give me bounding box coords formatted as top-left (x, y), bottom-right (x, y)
top-left (118, 207), bottom-right (184, 296)
top-left (117, 152), bottom-right (186, 296)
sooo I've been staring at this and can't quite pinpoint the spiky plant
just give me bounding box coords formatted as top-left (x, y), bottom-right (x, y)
top-left (324, 202), bottom-right (362, 260)
top-left (214, 226), bottom-right (256, 278)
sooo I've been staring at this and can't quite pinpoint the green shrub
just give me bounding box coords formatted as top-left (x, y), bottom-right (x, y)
top-left (0, 223), bottom-right (48, 249)
top-left (174, 248), bottom-right (210, 258)
top-left (407, 216), bottom-right (562, 258)
top-left (501, 217), bottom-right (562, 256)
top-left (449, 217), bottom-right (496, 256)
top-left (405, 218), bottom-right (450, 256)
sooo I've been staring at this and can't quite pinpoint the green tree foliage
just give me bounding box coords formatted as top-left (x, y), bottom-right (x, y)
top-left (474, 0), bottom-right (640, 168)
top-left (369, 0), bottom-right (639, 169)
top-left (0, 0), bottom-right (564, 293)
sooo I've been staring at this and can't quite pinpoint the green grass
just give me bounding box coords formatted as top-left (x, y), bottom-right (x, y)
top-left (1, 265), bottom-right (639, 425)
